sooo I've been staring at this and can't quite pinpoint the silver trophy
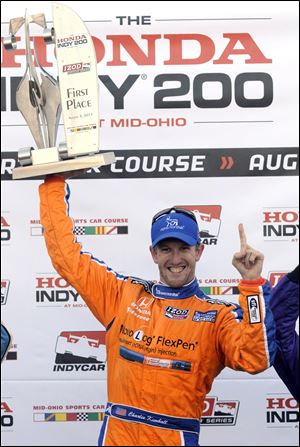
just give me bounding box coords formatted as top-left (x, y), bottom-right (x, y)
top-left (4, 2), bottom-right (115, 179)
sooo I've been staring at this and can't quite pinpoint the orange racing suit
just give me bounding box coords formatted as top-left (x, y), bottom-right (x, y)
top-left (40, 177), bottom-right (276, 446)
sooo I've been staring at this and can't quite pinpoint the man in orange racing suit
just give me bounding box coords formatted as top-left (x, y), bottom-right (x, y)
top-left (40, 176), bottom-right (276, 446)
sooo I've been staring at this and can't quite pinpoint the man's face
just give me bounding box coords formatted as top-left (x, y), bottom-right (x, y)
top-left (150, 238), bottom-right (204, 288)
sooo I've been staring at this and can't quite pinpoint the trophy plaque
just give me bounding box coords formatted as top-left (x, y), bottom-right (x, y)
top-left (4, 2), bottom-right (115, 180)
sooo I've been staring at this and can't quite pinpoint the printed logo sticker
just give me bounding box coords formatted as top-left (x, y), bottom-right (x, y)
top-left (247, 295), bottom-right (261, 324)
top-left (201, 396), bottom-right (239, 425)
top-left (164, 306), bottom-right (189, 320)
top-left (192, 310), bottom-right (217, 323)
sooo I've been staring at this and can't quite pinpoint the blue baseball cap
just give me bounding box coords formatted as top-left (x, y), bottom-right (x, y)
top-left (151, 208), bottom-right (201, 247)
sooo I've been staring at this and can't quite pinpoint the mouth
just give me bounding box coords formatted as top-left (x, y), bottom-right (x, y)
top-left (168, 266), bottom-right (186, 274)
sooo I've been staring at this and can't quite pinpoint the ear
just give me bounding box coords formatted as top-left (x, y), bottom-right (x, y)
top-left (149, 245), bottom-right (158, 264)
top-left (195, 244), bottom-right (205, 262)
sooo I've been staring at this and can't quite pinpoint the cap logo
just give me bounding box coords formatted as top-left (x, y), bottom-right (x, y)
top-left (160, 217), bottom-right (184, 232)
top-left (166, 217), bottom-right (179, 228)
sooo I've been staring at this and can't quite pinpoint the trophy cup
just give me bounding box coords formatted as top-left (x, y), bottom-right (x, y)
top-left (4, 2), bottom-right (115, 180)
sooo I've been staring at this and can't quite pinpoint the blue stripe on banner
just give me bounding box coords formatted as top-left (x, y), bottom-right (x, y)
top-left (183, 431), bottom-right (200, 446)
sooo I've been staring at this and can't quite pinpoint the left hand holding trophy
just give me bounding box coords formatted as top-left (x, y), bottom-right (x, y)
top-left (4, 2), bottom-right (115, 180)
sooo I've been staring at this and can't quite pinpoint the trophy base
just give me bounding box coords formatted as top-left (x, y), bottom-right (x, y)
top-left (12, 152), bottom-right (116, 180)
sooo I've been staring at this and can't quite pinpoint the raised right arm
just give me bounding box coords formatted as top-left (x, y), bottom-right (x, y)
top-left (39, 176), bottom-right (127, 328)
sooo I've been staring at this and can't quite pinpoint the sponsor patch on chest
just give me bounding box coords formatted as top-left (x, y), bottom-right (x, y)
top-left (192, 310), bottom-right (217, 323)
top-left (164, 306), bottom-right (189, 320)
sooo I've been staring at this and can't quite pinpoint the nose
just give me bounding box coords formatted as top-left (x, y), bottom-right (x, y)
top-left (170, 250), bottom-right (182, 265)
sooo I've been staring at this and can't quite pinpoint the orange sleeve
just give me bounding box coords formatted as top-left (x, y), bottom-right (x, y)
top-left (39, 176), bottom-right (126, 328)
top-left (216, 278), bottom-right (276, 372)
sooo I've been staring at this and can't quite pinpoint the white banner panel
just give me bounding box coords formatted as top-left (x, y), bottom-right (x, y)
top-left (1, 1), bottom-right (299, 446)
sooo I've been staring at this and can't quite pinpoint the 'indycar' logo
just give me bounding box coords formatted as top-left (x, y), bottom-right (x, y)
top-left (53, 331), bottom-right (106, 372)
top-left (176, 205), bottom-right (222, 245)
top-left (201, 396), bottom-right (239, 425)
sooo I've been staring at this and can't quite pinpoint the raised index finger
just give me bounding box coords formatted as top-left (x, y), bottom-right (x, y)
top-left (238, 223), bottom-right (247, 250)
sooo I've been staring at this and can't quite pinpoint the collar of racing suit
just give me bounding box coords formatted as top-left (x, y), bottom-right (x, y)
top-left (152, 277), bottom-right (204, 299)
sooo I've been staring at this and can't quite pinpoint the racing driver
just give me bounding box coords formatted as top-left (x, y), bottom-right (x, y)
top-left (39, 175), bottom-right (276, 446)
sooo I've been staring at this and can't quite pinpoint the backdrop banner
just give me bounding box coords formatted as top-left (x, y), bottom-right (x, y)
top-left (1, 1), bottom-right (299, 446)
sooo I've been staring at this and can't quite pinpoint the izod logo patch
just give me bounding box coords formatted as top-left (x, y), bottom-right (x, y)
top-left (164, 306), bottom-right (189, 320)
